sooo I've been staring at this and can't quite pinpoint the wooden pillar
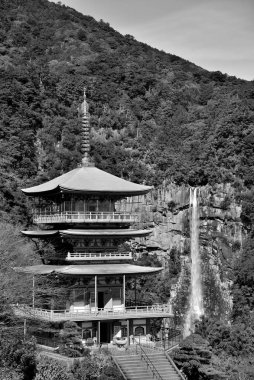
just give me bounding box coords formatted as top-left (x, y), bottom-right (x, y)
top-left (134, 276), bottom-right (137, 306)
top-left (32, 276), bottom-right (35, 309)
top-left (95, 275), bottom-right (98, 311)
top-left (97, 320), bottom-right (100, 345)
top-left (123, 275), bottom-right (126, 308)
top-left (127, 319), bottom-right (130, 347)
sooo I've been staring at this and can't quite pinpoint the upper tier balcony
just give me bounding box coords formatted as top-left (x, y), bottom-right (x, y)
top-left (33, 211), bottom-right (137, 225)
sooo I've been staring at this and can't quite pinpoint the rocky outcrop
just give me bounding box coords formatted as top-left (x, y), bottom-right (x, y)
top-left (135, 183), bottom-right (246, 320)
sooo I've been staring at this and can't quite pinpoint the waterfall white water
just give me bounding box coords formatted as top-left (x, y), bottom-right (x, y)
top-left (183, 187), bottom-right (204, 337)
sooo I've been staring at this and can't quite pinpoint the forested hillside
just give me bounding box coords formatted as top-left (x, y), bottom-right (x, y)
top-left (1, 0), bottom-right (254, 224)
top-left (1, 1), bottom-right (254, 379)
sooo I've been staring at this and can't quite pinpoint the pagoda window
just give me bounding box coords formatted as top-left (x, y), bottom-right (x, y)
top-left (64, 200), bottom-right (71, 212)
top-left (87, 200), bottom-right (97, 212)
top-left (75, 199), bottom-right (84, 212)
top-left (98, 199), bottom-right (113, 212)
top-left (134, 326), bottom-right (145, 336)
top-left (73, 289), bottom-right (85, 306)
top-left (90, 291), bottom-right (95, 307)
top-left (82, 329), bottom-right (92, 339)
top-left (112, 288), bottom-right (121, 306)
top-left (85, 291), bottom-right (90, 306)
top-left (121, 327), bottom-right (127, 338)
top-left (113, 239), bottom-right (120, 247)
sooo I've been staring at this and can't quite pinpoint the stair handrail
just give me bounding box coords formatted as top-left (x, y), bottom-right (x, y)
top-left (164, 350), bottom-right (187, 380)
top-left (111, 355), bottom-right (128, 380)
top-left (134, 339), bottom-right (163, 380)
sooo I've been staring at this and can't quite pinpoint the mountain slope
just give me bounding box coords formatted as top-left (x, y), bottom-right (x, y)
top-left (0, 0), bottom-right (254, 223)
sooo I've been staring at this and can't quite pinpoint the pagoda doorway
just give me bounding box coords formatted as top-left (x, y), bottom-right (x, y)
top-left (98, 291), bottom-right (104, 309)
top-left (100, 322), bottom-right (111, 343)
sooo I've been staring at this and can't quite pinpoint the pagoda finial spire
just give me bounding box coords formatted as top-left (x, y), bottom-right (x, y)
top-left (80, 87), bottom-right (93, 167)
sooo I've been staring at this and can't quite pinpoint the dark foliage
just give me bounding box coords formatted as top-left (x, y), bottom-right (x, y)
top-left (0, 299), bottom-right (37, 380)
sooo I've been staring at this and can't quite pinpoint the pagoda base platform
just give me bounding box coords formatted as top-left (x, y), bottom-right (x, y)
top-left (13, 304), bottom-right (173, 322)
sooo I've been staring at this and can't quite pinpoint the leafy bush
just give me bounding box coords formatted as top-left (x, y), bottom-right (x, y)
top-left (70, 352), bottom-right (123, 380)
top-left (35, 357), bottom-right (71, 380)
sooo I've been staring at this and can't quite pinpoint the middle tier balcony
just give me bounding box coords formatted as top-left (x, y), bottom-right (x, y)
top-left (66, 251), bottom-right (133, 261)
top-left (33, 211), bottom-right (137, 225)
top-left (13, 303), bottom-right (173, 322)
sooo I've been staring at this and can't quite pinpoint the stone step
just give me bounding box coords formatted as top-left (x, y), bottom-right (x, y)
top-left (113, 351), bottom-right (183, 380)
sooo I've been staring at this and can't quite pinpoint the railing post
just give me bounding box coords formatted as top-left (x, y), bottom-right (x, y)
top-left (32, 276), bottom-right (35, 310)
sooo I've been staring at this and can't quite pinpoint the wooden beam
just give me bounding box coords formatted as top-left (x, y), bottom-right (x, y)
top-left (123, 275), bottom-right (126, 308)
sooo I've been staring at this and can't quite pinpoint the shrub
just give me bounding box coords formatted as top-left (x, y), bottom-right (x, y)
top-left (35, 356), bottom-right (71, 380)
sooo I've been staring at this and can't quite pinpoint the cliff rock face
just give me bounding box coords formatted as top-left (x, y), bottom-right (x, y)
top-left (137, 183), bottom-right (245, 320)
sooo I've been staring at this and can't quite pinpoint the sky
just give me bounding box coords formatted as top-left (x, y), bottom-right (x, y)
top-left (51, 0), bottom-right (254, 81)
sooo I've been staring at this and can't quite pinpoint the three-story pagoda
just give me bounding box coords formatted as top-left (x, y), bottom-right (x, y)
top-left (15, 90), bottom-right (172, 345)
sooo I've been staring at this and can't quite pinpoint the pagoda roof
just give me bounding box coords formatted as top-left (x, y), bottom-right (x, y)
top-left (22, 166), bottom-right (152, 196)
top-left (21, 229), bottom-right (152, 238)
top-left (14, 264), bottom-right (162, 276)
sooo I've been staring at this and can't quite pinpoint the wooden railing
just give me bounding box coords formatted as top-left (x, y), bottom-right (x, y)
top-left (66, 251), bottom-right (132, 261)
top-left (13, 304), bottom-right (173, 322)
top-left (33, 212), bottom-right (137, 224)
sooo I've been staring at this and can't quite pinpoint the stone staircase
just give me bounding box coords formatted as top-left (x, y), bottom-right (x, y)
top-left (114, 355), bottom-right (157, 380)
top-left (146, 351), bottom-right (183, 380)
top-left (113, 348), bottom-right (184, 380)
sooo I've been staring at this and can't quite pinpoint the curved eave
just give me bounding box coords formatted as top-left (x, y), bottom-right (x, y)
top-left (13, 264), bottom-right (163, 276)
top-left (21, 230), bottom-right (59, 238)
top-left (60, 229), bottom-right (153, 238)
top-left (20, 229), bottom-right (152, 238)
top-left (21, 186), bottom-right (61, 197)
top-left (59, 186), bottom-right (152, 196)
top-left (22, 187), bottom-right (152, 197)
top-left (21, 167), bottom-right (152, 197)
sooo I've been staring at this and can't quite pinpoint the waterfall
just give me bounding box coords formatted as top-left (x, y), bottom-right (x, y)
top-left (183, 187), bottom-right (204, 337)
